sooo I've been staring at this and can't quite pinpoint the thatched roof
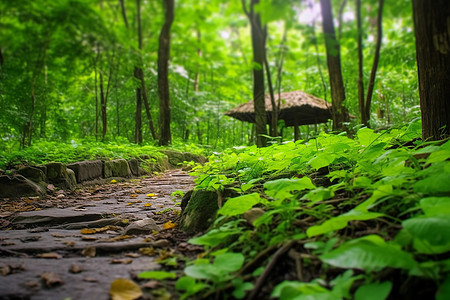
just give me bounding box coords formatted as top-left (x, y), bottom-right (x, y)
top-left (225, 91), bottom-right (332, 126)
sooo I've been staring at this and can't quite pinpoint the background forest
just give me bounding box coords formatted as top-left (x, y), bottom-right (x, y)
top-left (0, 0), bottom-right (418, 153)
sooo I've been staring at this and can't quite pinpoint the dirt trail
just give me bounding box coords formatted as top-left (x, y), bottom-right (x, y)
top-left (0, 169), bottom-right (196, 300)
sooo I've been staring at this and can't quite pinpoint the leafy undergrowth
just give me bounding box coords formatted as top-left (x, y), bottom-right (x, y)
top-left (0, 139), bottom-right (207, 170)
top-left (142, 120), bottom-right (450, 299)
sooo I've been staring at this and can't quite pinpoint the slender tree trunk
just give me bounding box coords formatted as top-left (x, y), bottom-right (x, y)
top-left (356, 0), bottom-right (366, 126)
top-left (158, 0), bottom-right (174, 146)
top-left (135, 87), bottom-right (142, 144)
top-left (364, 0), bottom-right (384, 122)
top-left (262, 26), bottom-right (278, 138)
top-left (320, 0), bottom-right (347, 131)
top-left (311, 0), bottom-right (328, 102)
top-left (100, 71), bottom-right (107, 140)
top-left (93, 51), bottom-right (100, 141)
top-left (136, 0), bottom-right (157, 140)
top-left (337, 0), bottom-right (347, 40)
top-left (243, 0), bottom-right (267, 147)
top-left (412, 0), bottom-right (450, 140)
top-left (194, 29), bottom-right (203, 144)
top-left (119, 0), bottom-right (129, 28)
top-left (276, 24), bottom-right (287, 115)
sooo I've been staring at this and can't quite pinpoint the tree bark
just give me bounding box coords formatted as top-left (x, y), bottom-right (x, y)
top-left (100, 71), bottom-right (107, 140)
top-left (263, 25), bottom-right (277, 138)
top-left (135, 87), bottom-right (143, 144)
top-left (356, 0), bottom-right (366, 126)
top-left (119, 0), bottom-right (129, 28)
top-left (320, 0), bottom-right (347, 131)
top-left (412, 0), bottom-right (450, 140)
top-left (243, 0), bottom-right (267, 147)
top-left (157, 0), bottom-right (174, 146)
top-left (194, 29), bottom-right (203, 144)
top-left (364, 0), bottom-right (384, 121)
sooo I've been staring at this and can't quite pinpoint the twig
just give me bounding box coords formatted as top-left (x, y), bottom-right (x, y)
top-left (247, 240), bottom-right (295, 300)
top-left (237, 244), bottom-right (278, 276)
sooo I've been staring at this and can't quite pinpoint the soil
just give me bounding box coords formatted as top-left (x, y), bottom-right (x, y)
top-left (0, 169), bottom-right (202, 300)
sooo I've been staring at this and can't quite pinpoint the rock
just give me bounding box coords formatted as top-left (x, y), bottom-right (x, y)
top-left (13, 207), bottom-right (103, 226)
top-left (243, 208), bottom-right (265, 225)
top-left (178, 189), bottom-right (219, 234)
top-left (183, 152), bottom-right (207, 164)
top-left (18, 166), bottom-right (47, 186)
top-left (152, 239), bottom-right (170, 248)
top-left (123, 219), bottom-right (160, 235)
top-left (0, 175), bottom-right (46, 198)
top-left (128, 159), bottom-right (146, 176)
top-left (103, 159), bottom-right (131, 178)
top-left (160, 150), bottom-right (185, 168)
top-left (67, 160), bottom-right (103, 183)
top-left (45, 162), bottom-right (76, 191)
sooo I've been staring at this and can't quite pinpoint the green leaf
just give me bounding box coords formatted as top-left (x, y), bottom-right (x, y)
top-left (414, 171), bottom-right (450, 194)
top-left (271, 281), bottom-right (333, 300)
top-left (232, 278), bottom-right (253, 299)
top-left (184, 264), bottom-right (220, 281)
top-left (307, 210), bottom-right (384, 237)
top-left (354, 281), bottom-right (393, 300)
top-left (355, 184), bottom-right (393, 211)
top-left (403, 215), bottom-right (450, 254)
top-left (188, 227), bottom-right (241, 247)
top-left (214, 253), bottom-right (244, 273)
top-left (357, 128), bottom-right (380, 147)
top-left (320, 235), bottom-right (417, 272)
top-left (264, 177), bottom-right (315, 199)
top-left (138, 270), bottom-right (176, 280)
top-left (303, 187), bottom-right (334, 204)
top-left (420, 197), bottom-right (450, 216)
top-left (218, 193), bottom-right (261, 216)
top-left (308, 154), bottom-right (336, 170)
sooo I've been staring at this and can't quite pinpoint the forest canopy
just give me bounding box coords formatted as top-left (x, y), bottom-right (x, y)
top-left (0, 0), bottom-right (421, 152)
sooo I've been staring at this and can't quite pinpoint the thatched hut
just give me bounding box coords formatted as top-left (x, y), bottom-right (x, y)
top-left (225, 91), bottom-right (333, 139)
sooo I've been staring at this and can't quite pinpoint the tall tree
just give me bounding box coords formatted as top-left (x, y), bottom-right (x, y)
top-left (412, 0), bottom-right (450, 140)
top-left (320, 0), bottom-right (347, 131)
top-left (242, 0), bottom-right (267, 147)
top-left (157, 0), bottom-right (175, 146)
top-left (356, 0), bottom-right (384, 126)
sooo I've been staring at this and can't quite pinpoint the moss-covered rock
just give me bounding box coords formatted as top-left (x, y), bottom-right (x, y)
top-left (18, 166), bottom-right (48, 188)
top-left (0, 175), bottom-right (46, 198)
top-left (179, 189), bottom-right (219, 233)
top-left (103, 159), bottom-right (131, 178)
top-left (45, 162), bottom-right (76, 191)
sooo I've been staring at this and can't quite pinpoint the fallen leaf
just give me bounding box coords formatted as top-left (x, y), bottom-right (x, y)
top-left (144, 203), bottom-right (152, 207)
top-left (141, 280), bottom-right (160, 289)
top-left (25, 280), bottom-right (40, 289)
top-left (110, 259), bottom-right (132, 264)
top-left (1, 266), bottom-right (11, 276)
top-left (41, 272), bottom-right (63, 287)
top-left (110, 179), bottom-right (117, 184)
top-left (130, 194), bottom-right (138, 198)
top-left (51, 233), bottom-right (66, 238)
top-left (135, 190), bottom-right (143, 194)
top-left (109, 278), bottom-right (143, 300)
top-left (146, 193), bottom-right (157, 197)
top-left (80, 228), bottom-right (96, 234)
top-left (37, 252), bottom-right (62, 259)
top-left (153, 239), bottom-right (170, 248)
top-left (125, 253), bottom-right (141, 258)
top-left (81, 247), bottom-right (96, 257)
top-left (81, 236), bottom-right (98, 241)
top-left (69, 264), bottom-right (83, 274)
top-left (83, 277), bottom-right (99, 282)
top-left (99, 235), bottom-right (132, 242)
top-left (162, 221), bottom-right (176, 230)
top-left (139, 247), bottom-right (156, 256)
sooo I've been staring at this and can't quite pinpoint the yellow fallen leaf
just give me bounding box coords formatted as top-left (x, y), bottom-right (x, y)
top-left (144, 203), bottom-right (152, 207)
top-left (130, 194), bottom-right (138, 198)
top-left (135, 190), bottom-right (142, 194)
top-left (163, 221), bottom-right (176, 230)
top-left (110, 179), bottom-right (117, 183)
top-left (146, 193), bottom-right (156, 197)
top-left (109, 278), bottom-right (142, 300)
top-left (80, 228), bottom-right (96, 234)
top-left (127, 202), bottom-right (134, 206)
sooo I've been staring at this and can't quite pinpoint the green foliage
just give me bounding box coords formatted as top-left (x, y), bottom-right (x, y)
top-left (173, 125), bottom-right (450, 299)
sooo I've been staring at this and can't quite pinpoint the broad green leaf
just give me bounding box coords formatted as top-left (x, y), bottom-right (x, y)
top-left (357, 128), bottom-right (379, 147)
top-left (188, 228), bottom-right (241, 247)
top-left (307, 210), bottom-right (384, 237)
top-left (354, 281), bottom-right (392, 300)
top-left (232, 278), bottom-right (253, 299)
top-left (184, 264), bottom-right (221, 281)
top-left (308, 154), bottom-right (336, 170)
top-left (214, 253), bottom-right (244, 272)
top-left (303, 187), bottom-right (334, 204)
top-left (403, 215), bottom-right (450, 254)
top-left (420, 197), bottom-right (450, 216)
top-left (271, 281), bottom-right (333, 300)
top-left (138, 271), bottom-right (176, 280)
top-left (414, 169), bottom-right (450, 194)
top-left (218, 193), bottom-right (261, 216)
top-left (264, 177), bottom-right (315, 199)
top-left (355, 184), bottom-right (393, 211)
top-left (320, 235), bottom-right (417, 271)
top-left (175, 276), bottom-right (205, 298)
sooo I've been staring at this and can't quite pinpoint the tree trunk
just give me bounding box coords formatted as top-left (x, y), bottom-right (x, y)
top-left (364, 0), bottom-right (384, 124)
top-left (136, 0), bottom-right (157, 140)
top-left (320, 0), bottom-right (347, 131)
top-left (194, 29), bottom-right (203, 144)
top-left (119, 0), bottom-right (129, 28)
top-left (412, 0), bottom-right (450, 140)
top-left (356, 0), bottom-right (366, 126)
top-left (262, 26), bottom-right (277, 138)
top-left (100, 71), bottom-right (107, 140)
top-left (243, 0), bottom-right (267, 147)
top-left (135, 87), bottom-right (143, 144)
top-left (157, 0), bottom-right (174, 146)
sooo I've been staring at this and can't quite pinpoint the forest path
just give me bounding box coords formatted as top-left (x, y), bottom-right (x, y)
top-left (0, 169), bottom-right (196, 300)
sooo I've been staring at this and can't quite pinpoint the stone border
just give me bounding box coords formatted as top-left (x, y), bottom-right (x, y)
top-left (0, 151), bottom-right (206, 198)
